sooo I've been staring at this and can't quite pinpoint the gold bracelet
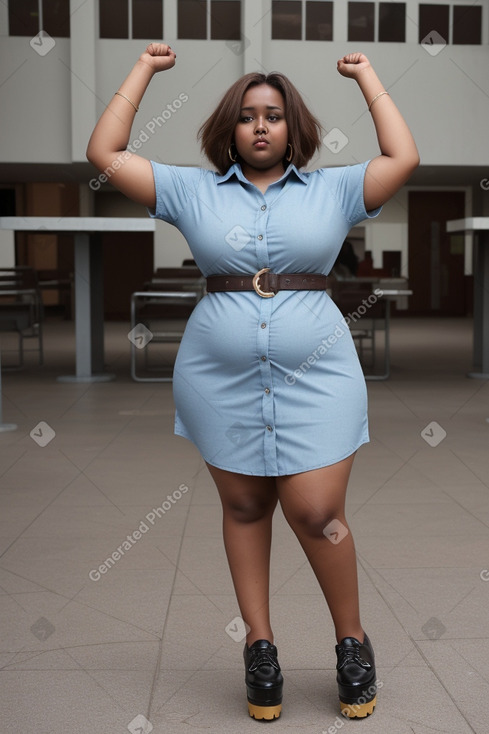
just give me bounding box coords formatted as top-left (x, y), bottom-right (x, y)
top-left (368, 90), bottom-right (389, 112)
top-left (114, 91), bottom-right (139, 112)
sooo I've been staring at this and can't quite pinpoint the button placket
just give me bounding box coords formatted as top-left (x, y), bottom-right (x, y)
top-left (256, 297), bottom-right (277, 474)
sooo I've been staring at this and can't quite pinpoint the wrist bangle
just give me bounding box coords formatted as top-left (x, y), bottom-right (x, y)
top-left (114, 91), bottom-right (139, 112)
top-left (368, 90), bottom-right (389, 112)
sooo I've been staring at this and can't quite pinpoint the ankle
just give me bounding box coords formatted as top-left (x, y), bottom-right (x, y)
top-left (246, 630), bottom-right (274, 647)
top-left (335, 627), bottom-right (364, 644)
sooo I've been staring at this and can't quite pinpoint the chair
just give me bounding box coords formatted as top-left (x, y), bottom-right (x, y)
top-left (330, 279), bottom-right (388, 377)
top-left (130, 266), bottom-right (205, 382)
top-left (0, 267), bottom-right (44, 368)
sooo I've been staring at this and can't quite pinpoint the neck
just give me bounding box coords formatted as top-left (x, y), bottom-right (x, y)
top-left (240, 162), bottom-right (286, 190)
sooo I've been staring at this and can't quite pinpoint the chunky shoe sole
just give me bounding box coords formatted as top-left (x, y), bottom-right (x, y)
top-left (340, 695), bottom-right (376, 718)
top-left (248, 702), bottom-right (282, 720)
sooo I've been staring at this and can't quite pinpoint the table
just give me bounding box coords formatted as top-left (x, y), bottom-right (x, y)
top-left (0, 217), bottom-right (156, 384)
top-left (446, 217), bottom-right (489, 378)
top-left (364, 289), bottom-right (413, 381)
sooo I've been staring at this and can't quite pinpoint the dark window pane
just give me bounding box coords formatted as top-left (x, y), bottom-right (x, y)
top-left (418, 4), bottom-right (449, 44)
top-left (211, 0), bottom-right (240, 40)
top-left (133, 0), bottom-right (163, 39)
top-left (272, 0), bottom-right (301, 40)
top-left (453, 5), bottom-right (481, 45)
top-left (43, 0), bottom-right (70, 37)
top-left (99, 0), bottom-right (128, 38)
top-left (348, 2), bottom-right (374, 42)
top-left (306, 1), bottom-right (333, 41)
top-left (178, 0), bottom-right (207, 39)
top-left (9, 0), bottom-right (39, 36)
top-left (379, 2), bottom-right (405, 42)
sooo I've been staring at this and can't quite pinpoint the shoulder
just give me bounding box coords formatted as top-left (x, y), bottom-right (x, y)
top-left (313, 161), bottom-right (370, 183)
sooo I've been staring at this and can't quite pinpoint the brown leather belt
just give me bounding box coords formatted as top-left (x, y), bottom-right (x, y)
top-left (206, 268), bottom-right (330, 298)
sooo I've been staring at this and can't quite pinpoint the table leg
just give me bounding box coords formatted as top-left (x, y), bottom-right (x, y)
top-left (469, 232), bottom-right (489, 379)
top-left (0, 344), bottom-right (18, 431)
top-left (57, 232), bottom-right (114, 383)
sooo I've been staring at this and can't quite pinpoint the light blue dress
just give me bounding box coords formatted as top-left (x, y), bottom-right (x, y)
top-left (149, 161), bottom-right (381, 476)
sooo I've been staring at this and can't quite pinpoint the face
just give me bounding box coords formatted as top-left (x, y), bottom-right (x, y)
top-left (233, 84), bottom-right (289, 172)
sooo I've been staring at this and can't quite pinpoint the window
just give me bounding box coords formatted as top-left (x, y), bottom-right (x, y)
top-left (178, 0), bottom-right (241, 40)
top-left (378, 2), bottom-right (405, 42)
top-left (418, 4), bottom-right (449, 44)
top-left (419, 3), bottom-right (482, 45)
top-left (306, 1), bottom-right (333, 41)
top-left (348, 2), bottom-right (375, 42)
top-left (9, 0), bottom-right (70, 37)
top-left (452, 5), bottom-right (482, 45)
top-left (99, 0), bottom-right (163, 39)
top-left (272, 0), bottom-right (333, 41)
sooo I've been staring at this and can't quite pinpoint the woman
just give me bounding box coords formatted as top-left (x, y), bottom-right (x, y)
top-left (87, 43), bottom-right (419, 721)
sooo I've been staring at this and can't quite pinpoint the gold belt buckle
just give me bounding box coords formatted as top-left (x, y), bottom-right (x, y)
top-left (252, 267), bottom-right (275, 298)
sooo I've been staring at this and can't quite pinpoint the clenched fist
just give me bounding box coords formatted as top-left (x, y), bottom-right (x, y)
top-left (139, 43), bottom-right (176, 73)
top-left (337, 52), bottom-right (371, 78)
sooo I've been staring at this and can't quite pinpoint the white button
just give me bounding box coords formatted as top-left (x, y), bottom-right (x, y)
top-left (257, 234), bottom-right (263, 240)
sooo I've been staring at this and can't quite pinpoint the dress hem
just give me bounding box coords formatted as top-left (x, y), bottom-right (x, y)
top-left (174, 429), bottom-right (369, 477)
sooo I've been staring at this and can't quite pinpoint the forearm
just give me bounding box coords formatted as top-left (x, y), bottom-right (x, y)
top-left (355, 66), bottom-right (419, 165)
top-left (86, 59), bottom-right (155, 164)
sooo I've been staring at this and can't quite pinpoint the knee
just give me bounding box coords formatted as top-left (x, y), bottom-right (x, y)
top-left (224, 496), bottom-right (276, 524)
top-left (286, 505), bottom-right (346, 539)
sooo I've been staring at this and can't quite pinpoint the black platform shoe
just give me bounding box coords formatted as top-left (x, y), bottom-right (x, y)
top-left (336, 634), bottom-right (377, 718)
top-left (243, 639), bottom-right (283, 720)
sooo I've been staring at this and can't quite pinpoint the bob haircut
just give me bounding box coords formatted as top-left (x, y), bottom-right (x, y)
top-left (198, 72), bottom-right (323, 175)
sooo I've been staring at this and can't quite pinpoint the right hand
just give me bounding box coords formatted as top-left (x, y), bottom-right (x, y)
top-left (139, 43), bottom-right (176, 73)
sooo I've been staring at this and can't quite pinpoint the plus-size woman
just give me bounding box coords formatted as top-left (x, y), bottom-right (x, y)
top-left (87, 43), bottom-right (419, 721)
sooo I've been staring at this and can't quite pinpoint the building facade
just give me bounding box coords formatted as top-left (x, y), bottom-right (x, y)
top-left (1, 0), bottom-right (488, 315)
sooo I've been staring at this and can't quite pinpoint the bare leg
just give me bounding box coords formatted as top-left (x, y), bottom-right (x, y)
top-left (206, 463), bottom-right (278, 646)
top-left (276, 454), bottom-right (364, 643)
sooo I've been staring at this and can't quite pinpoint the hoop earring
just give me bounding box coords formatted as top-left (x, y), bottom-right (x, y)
top-left (285, 143), bottom-right (293, 163)
top-left (228, 144), bottom-right (238, 163)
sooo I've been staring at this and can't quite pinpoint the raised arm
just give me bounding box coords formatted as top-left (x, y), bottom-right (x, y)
top-left (86, 43), bottom-right (176, 209)
top-left (337, 52), bottom-right (420, 212)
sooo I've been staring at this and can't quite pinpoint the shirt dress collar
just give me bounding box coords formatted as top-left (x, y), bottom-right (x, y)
top-left (215, 162), bottom-right (309, 186)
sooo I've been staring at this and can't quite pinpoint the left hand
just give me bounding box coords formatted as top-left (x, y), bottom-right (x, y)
top-left (337, 52), bottom-right (371, 78)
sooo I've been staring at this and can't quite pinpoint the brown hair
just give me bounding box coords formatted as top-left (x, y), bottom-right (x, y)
top-left (198, 72), bottom-right (323, 175)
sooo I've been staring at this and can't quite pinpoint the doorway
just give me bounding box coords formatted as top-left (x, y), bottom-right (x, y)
top-left (408, 191), bottom-right (471, 315)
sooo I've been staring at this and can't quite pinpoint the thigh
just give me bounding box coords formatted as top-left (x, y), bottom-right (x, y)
top-left (275, 453), bottom-right (356, 530)
top-left (206, 463), bottom-right (279, 520)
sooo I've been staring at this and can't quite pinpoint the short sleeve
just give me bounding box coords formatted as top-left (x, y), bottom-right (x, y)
top-left (319, 161), bottom-right (381, 226)
top-left (147, 162), bottom-right (206, 224)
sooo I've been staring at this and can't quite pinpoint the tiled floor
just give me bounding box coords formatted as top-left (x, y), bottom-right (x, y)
top-left (0, 316), bottom-right (488, 734)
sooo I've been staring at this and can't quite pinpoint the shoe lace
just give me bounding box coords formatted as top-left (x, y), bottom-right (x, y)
top-left (337, 645), bottom-right (371, 671)
top-left (249, 646), bottom-right (280, 672)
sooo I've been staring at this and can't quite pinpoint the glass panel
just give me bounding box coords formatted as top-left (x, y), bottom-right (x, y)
top-left (453, 5), bottom-right (481, 45)
top-left (99, 0), bottom-right (128, 38)
top-left (210, 0), bottom-right (240, 40)
top-left (348, 2), bottom-right (374, 42)
top-left (272, 0), bottom-right (302, 40)
top-left (133, 0), bottom-right (163, 39)
top-left (378, 2), bottom-right (405, 42)
top-left (418, 4), bottom-right (449, 44)
top-left (43, 0), bottom-right (70, 38)
top-left (178, 0), bottom-right (207, 39)
top-left (9, 0), bottom-right (39, 36)
top-left (306, 1), bottom-right (333, 41)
